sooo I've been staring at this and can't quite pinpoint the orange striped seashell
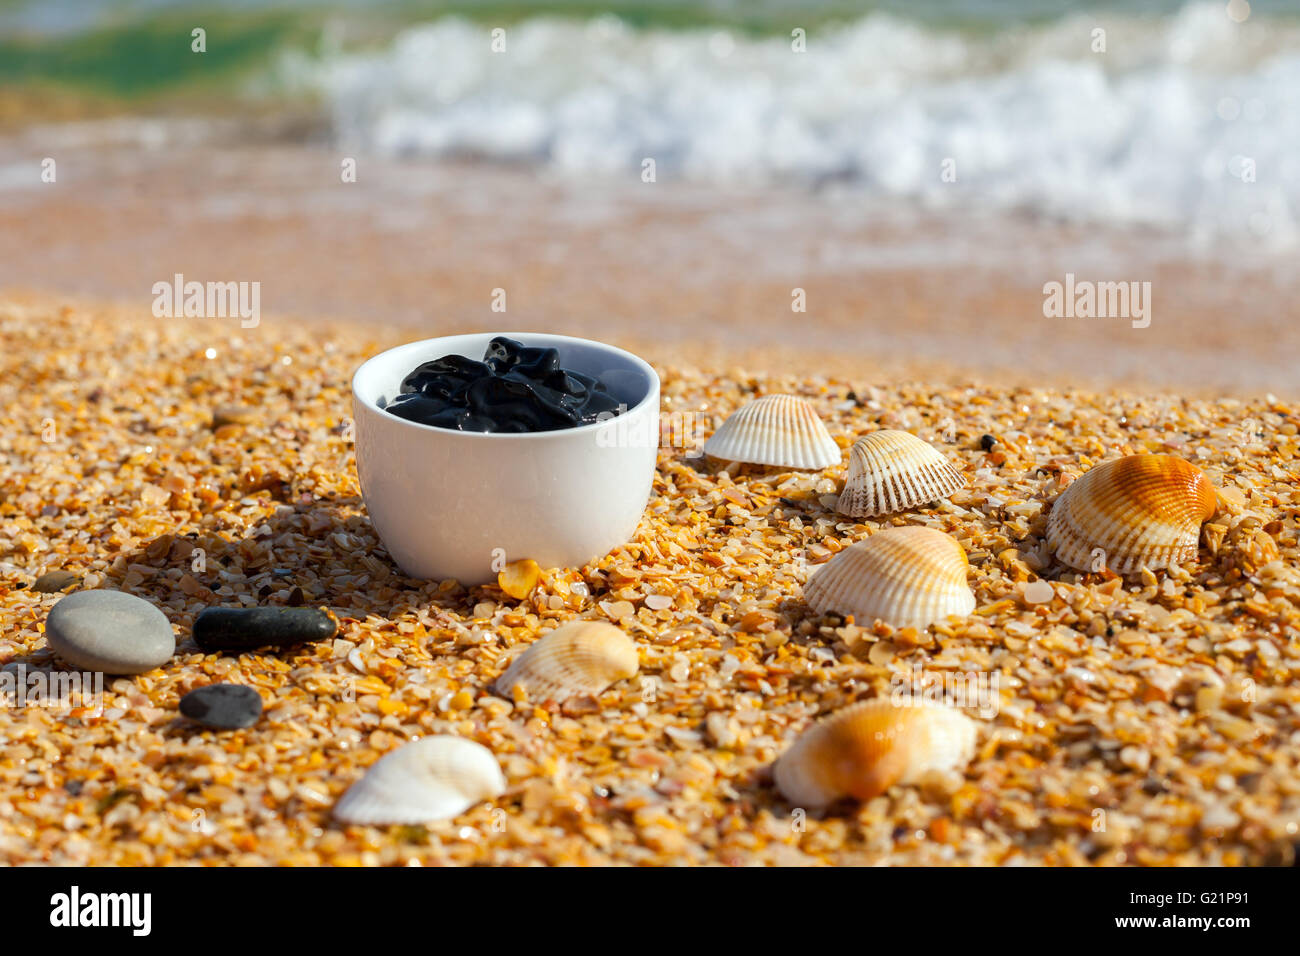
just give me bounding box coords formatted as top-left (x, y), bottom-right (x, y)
top-left (836, 430), bottom-right (966, 518)
top-left (802, 526), bottom-right (975, 628)
top-left (1046, 454), bottom-right (1217, 574)
top-left (774, 699), bottom-right (977, 808)
top-left (703, 394), bottom-right (840, 470)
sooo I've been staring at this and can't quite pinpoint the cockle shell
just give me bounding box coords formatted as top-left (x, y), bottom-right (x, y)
top-left (493, 620), bottom-right (639, 702)
top-left (774, 699), bottom-right (977, 808)
top-left (1046, 454), bottom-right (1217, 574)
top-left (802, 526), bottom-right (975, 628)
top-left (836, 430), bottom-right (966, 517)
top-left (333, 736), bottom-right (506, 825)
top-left (703, 394), bottom-right (840, 469)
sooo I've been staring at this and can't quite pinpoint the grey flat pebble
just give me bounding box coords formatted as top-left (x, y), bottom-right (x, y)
top-left (179, 684), bottom-right (262, 730)
top-left (44, 590), bottom-right (175, 674)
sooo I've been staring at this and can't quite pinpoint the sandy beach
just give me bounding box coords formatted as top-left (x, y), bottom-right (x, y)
top-left (1, 295), bottom-right (1297, 865)
top-left (2, 0), bottom-right (1299, 870)
top-left (2, 139), bottom-right (1298, 394)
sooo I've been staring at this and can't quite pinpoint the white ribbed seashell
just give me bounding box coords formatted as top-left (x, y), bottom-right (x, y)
top-left (333, 736), bottom-right (506, 825)
top-left (493, 620), bottom-right (638, 702)
top-left (832, 434), bottom-right (967, 520)
top-left (774, 699), bottom-right (977, 808)
top-left (836, 430), bottom-right (966, 518)
top-left (802, 526), bottom-right (974, 628)
top-left (703, 394), bottom-right (840, 469)
top-left (1047, 454), bottom-right (1217, 574)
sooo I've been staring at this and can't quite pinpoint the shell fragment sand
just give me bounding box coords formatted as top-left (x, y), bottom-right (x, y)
top-left (3, 299), bottom-right (1298, 866)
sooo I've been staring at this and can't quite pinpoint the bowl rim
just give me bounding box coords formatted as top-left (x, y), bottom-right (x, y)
top-left (351, 331), bottom-right (660, 441)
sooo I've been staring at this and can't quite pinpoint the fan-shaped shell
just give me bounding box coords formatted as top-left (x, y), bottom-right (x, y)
top-left (493, 620), bottom-right (639, 702)
top-left (774, 699), bottom-right (977, 808)
top-left (802, 526), bottom-right (974, 628)
top-left (703, 394), bottom-right (840, 469)
top-left (836, 430), bottom-right (966, 517)
top-left (1046, 454), bottom-right (1217, 574)
top-left (333, 736), bottom-right (506, 825)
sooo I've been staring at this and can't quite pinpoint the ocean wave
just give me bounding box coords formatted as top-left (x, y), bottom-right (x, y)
top-left (286, 3), bottom-right (1300, 244)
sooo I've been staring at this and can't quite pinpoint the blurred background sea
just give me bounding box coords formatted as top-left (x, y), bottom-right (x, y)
top-left (1, 0), bottom-right (1298, 390)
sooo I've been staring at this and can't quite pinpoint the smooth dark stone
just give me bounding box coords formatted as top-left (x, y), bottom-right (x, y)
top-left (382, 336), bottom-right (626, 433)
top-left (192, 606), bottom-right (338, 652)
top-left (179, 683), bottom-right (263, 729)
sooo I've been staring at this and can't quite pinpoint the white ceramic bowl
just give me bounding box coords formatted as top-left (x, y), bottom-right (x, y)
top-left (351, 332), bottom-right (660, 585)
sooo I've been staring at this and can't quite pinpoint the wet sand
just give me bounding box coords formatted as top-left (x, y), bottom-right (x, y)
top-left (1, 137), bottom-right (1296, 396)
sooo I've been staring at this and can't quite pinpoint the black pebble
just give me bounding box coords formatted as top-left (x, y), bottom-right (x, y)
top-left (383, 336), bottom-right (624, 433)
top-left (180, 683), bottom-right (263, 730)
top-left (193, 606), bottom-right (339, 652)
top-left (979, 433), bottom-right (997, 451)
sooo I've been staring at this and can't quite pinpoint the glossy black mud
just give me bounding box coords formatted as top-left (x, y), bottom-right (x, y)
top-left (381, 336), bottom-right (625, 433)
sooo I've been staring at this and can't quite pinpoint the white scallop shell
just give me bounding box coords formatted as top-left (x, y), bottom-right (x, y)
top-left (703, 394), bottom-right (840, 469)
top-left (802, 526), bottom-right (975, 628)
top-left (836, 430), bottom-right (966, 518)
top-left (493, 620), bottom-right (638, 702)
top-left (333, 736), bottom-right (506, 825)
top-left (774, 699), bottom-right (977, 808)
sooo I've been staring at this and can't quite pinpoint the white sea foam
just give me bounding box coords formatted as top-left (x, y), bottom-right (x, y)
top-left (288, 3), bottom-right (1300, 245)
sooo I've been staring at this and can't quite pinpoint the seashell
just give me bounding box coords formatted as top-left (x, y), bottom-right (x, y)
top-left (802, 526), bottom-right (974, 628)
top-left (774, 699), bottom-right (977, 808)
top-left (498, 558), bottom-right (540, 599)
top-left (333, 735), bottom-right (506, 825)
top-left (836, 430), bottom-right (966, 517)
top-left (493, 620), bottom-right (638, 702)
top-left (1046, 454), bottom-right (1216, 574)
top-left (703, 394), bottom-right (840, 469)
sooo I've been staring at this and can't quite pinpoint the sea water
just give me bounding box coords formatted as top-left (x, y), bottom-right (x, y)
top-left (2, 0), bottom-right (1298, 248)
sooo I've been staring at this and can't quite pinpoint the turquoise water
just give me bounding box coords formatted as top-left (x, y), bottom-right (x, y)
top-left (4, 0), bottom-right (1297, 245)
top-left (2, 0), bottom-right (1298, 96)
